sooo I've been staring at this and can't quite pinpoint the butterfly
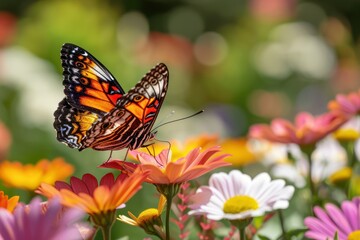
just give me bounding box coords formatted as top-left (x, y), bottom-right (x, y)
top-left (54, 43), bottom-right (169, 151)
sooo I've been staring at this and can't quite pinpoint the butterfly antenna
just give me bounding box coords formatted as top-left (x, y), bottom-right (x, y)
top-left (152, 110), bottom-right (204, 132)
top-left (153, 110), bottom-right (176, 130)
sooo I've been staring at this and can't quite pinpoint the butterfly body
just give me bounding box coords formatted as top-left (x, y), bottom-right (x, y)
top-left (54, 43), bottom-right (168, 151)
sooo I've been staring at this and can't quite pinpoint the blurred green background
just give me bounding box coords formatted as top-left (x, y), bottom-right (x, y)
top-left (1, 0), bottom-right (360, 238)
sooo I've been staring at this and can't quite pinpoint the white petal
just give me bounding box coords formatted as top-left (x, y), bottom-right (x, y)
top-left (247, 172), bottom-right (271, 198)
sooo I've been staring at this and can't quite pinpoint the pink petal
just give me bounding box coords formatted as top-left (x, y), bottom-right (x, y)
top-left (295, 112), bottom-right (313, 127)
top-left (326, 203), bottom-right (352, 235)
top-left (341, 201), bottom-right (358, 231)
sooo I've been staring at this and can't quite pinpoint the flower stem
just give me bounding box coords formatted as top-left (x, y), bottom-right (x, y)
top-left (239, 227), bottom-right (246, 240)
top-left (100, 223), bottom-right (112, 240)
top-left (346, 141), bottom-right (356, 168)
top-left (307, 156), bottom-right (317, 203)
top-left (90, 211), bottom-right (116, 240)
top-left (156, 183), bottom-right (182, 240)
top-left (301, 145), bottom-right (317, 208)
top-left (230, 219), bottom-right (252, 240)
top-left (165, 195), bottom-right (172, 240)
top-left (278, 210), bottom-right (287, 240)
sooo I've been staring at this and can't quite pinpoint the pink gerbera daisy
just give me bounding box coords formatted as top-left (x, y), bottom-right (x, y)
top-left (305, 197), bottom-right (360, 240)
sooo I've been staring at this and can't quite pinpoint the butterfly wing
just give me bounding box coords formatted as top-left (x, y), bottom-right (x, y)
top-left (61, 43), bottom-right (125, 115)
top-left (54, 98), bottom-right (100, 149)
top-left (81, 63), bottom-right (169, 150)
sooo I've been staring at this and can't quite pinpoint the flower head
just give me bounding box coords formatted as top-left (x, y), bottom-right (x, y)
top-left (135, 134), bottom-right (219, 161)
top-left (305, 197), bottom-right (360, 240)
top-left (0, 197), bottom-right (86, 240)
top-left (255, 137), bottom-right (347, 187)
top-left (333, 116), bottom-right (360, 142)
top-left (249, 112), bottom-right (347, 146)
top-left (118, 195), bottom-right (166, 238)
top-left (170, 135), bottom-right (219, 160)
top-left (188, 170), bottom-right (294, 220)
top-left (37, 171), bottom-right (147, 216)
top-left (101, 146), bottom-right (230, 185)
top-left (0, 157), bottom-right (74, 190)
top-left (328, 90), bottom-right (360, 116)
top-left (0, 191), bottom-right (19, 212)
top-left (220, 138), bottom-right (260, 166)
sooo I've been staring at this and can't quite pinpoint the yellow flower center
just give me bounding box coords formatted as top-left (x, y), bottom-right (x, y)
top-left (348, 230), bottom-right (360, 240)
top-left (223, 195), bottom-right (259, 214)
top-left (137, 208), bottom-right (159, 224)
top-left (333, 129), bottom-right (360, 142)
top-left (329, 167), bottom-right (352, 184)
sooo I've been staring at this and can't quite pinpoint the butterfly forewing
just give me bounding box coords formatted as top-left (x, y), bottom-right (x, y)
top-left (82, 63), bottom-right (169, 150)
top-left (61, 43), bottom-right (125, 115)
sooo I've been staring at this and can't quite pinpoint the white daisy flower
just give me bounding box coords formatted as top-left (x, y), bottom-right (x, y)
top-left (249, 138), bottom-right (347, 187)
top-left (188, 170), bottom-right (294, 220)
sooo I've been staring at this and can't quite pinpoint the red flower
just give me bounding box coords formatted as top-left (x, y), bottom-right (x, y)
top-left (37, 171), bottom-right (148, 215)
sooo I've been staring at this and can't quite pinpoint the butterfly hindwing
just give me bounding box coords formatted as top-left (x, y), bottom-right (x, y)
top-left (54, 98), bottom-right (100, 149)
top-left (61, 43), bottom-right (125, 115)
top-left (82, 63), bottom-right (169, 150)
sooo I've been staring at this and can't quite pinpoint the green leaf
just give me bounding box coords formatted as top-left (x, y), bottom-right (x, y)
top-left (276, 228), bottom-right (307, 240)
top-left (257, 234), bottom-right (271, 240)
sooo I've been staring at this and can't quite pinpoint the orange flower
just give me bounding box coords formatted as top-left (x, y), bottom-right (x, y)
top-left (136, 134), bottom-right (219, 161)
top-left (0, 191), bottom-right (19, 212)
top-left (221, 138), bottom-right (260, 166)
top-left (170, 134), bottom-right (219, 160)
top-left (37, 171), bottom-right (148, 215)
top-left (0, 158), bottom-right (74, 190)
top-left (101, 146), bottom-right (230, 185)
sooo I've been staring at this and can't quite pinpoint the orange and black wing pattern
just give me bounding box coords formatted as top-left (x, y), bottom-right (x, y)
top-left (61, 43), bottom-right (125, 115)
top-left (54, 98), bottom-right (99, 149)
top-left (82, 63), bottom-right (169, 150)
top-left (54, 43), bottom-right (169, 151)
top-left (55, 43), bottom-right (125, 149)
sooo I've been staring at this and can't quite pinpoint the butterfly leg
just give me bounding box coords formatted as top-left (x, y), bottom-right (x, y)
top-left (152, 137), bottom-right (172, 160)
top-left (145, 144), bottom-right (156, 157)
top-left (123, 148), bottom-right (130, 162)
top-left (106, 150), bottom-right (113, 162)
top-left (165, 141), bottom-right (172, 161)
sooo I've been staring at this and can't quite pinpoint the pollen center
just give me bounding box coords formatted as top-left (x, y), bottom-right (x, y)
top-left (348, 230), bottom-right (360, 240)
top-left (334, 129), bottom-right (360, 141)
top-left (223, 195), bottom-right (259, 214)
top-left (137, 208), bottom-right (159, 223)
top-left (329, 167), bottom-right (352, 184)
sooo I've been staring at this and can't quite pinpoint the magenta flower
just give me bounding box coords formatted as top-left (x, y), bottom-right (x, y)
top-left (0, 197), bottom-right (87, 240)
top-left (304, 197), bottom-right (360, 240)
top-left (328, 90), bottom-right (360, 116)
top-left (249, 112), bottom-right (347, 146)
